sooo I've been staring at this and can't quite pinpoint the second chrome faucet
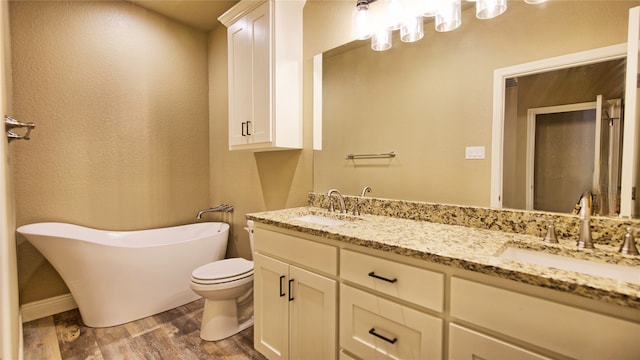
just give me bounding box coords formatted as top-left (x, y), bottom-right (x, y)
top-left (326, 186), bottom-right (372, 215)
top-left (353, 186), bottom-right (372, 216)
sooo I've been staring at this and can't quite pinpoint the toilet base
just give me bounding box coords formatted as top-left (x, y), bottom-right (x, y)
top-left (199, 298), bottom-right (254, 341)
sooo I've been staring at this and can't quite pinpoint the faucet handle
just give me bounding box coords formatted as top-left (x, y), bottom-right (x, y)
top-left (534, 217), bottom-right (559, 244)
top-left (619, 227), bottom-right (639, 255)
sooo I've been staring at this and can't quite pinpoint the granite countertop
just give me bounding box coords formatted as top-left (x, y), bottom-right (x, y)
top-left (248, 206), bottom-right (640, 310)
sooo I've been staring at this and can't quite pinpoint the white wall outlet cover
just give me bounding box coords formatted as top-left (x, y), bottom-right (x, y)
top-left (465, 146), bottom-right (485, 159)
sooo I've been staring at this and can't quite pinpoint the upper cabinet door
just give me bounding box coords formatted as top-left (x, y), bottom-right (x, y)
top-left (621, 6), bottom-right (640, 218)
top-left (227, 16), bottom-right (253, 147)
top-left (248, 2), bottom-right (272, 145)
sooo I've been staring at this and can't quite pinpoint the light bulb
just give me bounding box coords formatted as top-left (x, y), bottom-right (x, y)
top-left (435, 0), bottom-right (461, 32)
top-left (422, 0), bottom-right (438, 17)
top-left (476, 0), bottom-right (507, 19)
top-left (371, 28), bottom-right (392, 51)
top-left (386, 0), bottom-right (404, 30)
top-left (401, 16), bottom-right (424, 42)
top-left (353, 4), bottom-right (372, 40)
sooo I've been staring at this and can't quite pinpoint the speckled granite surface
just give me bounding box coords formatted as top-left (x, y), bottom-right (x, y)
top-left (308, 192), bottom-right (640, 246)
top-left (247, 200), bottom-right (640, 310)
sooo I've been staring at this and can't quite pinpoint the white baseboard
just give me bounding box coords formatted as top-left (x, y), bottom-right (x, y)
top-left (20, 294), bottom-right (77, 323)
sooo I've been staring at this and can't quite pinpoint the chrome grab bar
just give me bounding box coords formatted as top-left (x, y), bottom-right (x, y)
top-left (196, 204), bottom-right (234, 219)
top-left (5, 115), bottom-right (36, 142)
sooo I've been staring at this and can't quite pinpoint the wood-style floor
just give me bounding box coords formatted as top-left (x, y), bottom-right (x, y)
top-left (22, 299), bottom-right (267, 360)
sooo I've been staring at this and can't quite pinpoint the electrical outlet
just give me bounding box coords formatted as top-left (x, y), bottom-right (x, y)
top-left (465, 146), bottom-right (485, 159)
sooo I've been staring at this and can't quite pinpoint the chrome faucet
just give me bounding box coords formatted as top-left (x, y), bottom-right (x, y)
top-left (327, 189), bottom-right (346, 214)
top-left (196, 204), bottom-right (233, 219)
top-left (577, 192), bottom-right (595, 249)
top-left (353, 186), bottom-right (372, 216)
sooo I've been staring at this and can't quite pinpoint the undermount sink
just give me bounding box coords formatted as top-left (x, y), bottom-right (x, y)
top-left (498, 247), bottom-right (640, 285)
top-left (293, 214), bottom-right (347, 227)
top-left (292, 209), bottom-right (360, 227)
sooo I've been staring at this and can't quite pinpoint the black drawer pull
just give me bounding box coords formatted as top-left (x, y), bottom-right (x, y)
top-left (279, 275), bottom-right (286, 297)
top-left (368, 271), bottom-right (398, 283)
top-left (288, 279), bottom-right (295, 301)
top-left (241, 121), bottom-right (246, 136)
top-left (369, 328), bottom-right (397, 344)
top-left (246, 120), bottom-right (251, 135)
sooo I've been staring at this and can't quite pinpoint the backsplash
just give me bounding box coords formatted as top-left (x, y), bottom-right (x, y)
top-left (308, 192), bottom-right (640, 247)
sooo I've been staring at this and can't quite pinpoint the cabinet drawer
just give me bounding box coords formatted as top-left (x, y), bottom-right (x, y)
top-left (340, 284), bottom-right (442, 360)
top-left (339, 350), bottom-right (358, 360)
top-left (449, 323), bottom-right (551, 360)
top-left (254, 228), bottom-right (337, 275)
top-left (451, 277), bottom-right (640, 360)
top-left (340, 249), bottom-right (444, 312)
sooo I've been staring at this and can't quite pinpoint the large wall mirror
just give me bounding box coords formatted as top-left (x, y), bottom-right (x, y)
top-left (313, 1), bottom-right (640, 218)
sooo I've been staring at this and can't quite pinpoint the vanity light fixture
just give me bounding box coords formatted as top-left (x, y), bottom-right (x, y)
top-left (353, 0), bottom-right (547, 51)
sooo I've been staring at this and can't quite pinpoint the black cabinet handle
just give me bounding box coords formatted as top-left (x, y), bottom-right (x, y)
top-left (368, 271), bottom-right (398, 283)
top-left (246, 120), bottom-right (251, 135)
top-left (288, 279), bottom-right (294, 301)
top-left (369, 328), bottom-right (397, 344)
top-left (241, 121), bottom-right (246, 136)
top-left (279, 275), bottom-right (286, 297)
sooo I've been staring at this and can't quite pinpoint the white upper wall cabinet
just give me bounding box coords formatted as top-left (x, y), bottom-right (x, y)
top-left (219, 0), bottom-right (305, 151)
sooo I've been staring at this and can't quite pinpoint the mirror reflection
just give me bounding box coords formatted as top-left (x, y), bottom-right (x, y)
top-left (313, 1), bottom-right (639, 218)
top-left (502, 59), bottom-right (626, 216)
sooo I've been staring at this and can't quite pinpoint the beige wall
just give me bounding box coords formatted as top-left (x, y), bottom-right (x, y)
top-left (11, 1), bottom-right (210, 304)
top-left (315, 1), bottom-right (640, 207)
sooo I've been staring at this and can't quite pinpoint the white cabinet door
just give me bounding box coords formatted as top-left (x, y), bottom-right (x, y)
top-left (449, 323), bottom-right (551, 360)
top-left (227, 14), bottom-right (251, 147)
top-left (245, 1), bottom-right (270, 145)
top-left (254, 253), bottom-right (289, 360)
top-left (226, 1), bottom-right (270, 147)
top-left (254, 252), bottom-right (337, 360)
top-left (289, 266), bottom-right (337, 360)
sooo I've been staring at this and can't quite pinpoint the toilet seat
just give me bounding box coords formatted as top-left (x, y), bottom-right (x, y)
top-left (191, 258), bottom-right (254, 285)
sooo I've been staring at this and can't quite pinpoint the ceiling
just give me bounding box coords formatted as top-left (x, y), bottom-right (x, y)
top-left (131, 0), bottom-right (239, 31)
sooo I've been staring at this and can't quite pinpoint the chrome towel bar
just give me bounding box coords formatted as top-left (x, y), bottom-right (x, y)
top-left (5, 115), bottom-right (36, 142)
top-left (346, 151), bottom-right (396, 159)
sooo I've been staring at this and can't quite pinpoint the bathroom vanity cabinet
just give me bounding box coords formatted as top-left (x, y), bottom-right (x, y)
top-left (253, 228), bottom-right (337, 360)
top-left (218, 0), bottom-right (304, 151)
top-left (251, 221), bottom-right (640, 360)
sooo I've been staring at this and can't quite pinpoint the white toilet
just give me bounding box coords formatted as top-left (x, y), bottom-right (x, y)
top-left (190, 220), bottom-right (255, 341)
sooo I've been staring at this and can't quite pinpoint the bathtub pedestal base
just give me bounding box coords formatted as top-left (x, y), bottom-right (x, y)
top-left (200, 299), bottom-right (254, 341)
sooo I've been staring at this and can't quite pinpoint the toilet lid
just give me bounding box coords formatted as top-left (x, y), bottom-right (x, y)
top-left (192, 258), bottom-right (253, 281)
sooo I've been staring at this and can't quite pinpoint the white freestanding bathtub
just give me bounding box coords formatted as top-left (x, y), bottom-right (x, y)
top-left (17, 222), bottom-right (229, 327)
